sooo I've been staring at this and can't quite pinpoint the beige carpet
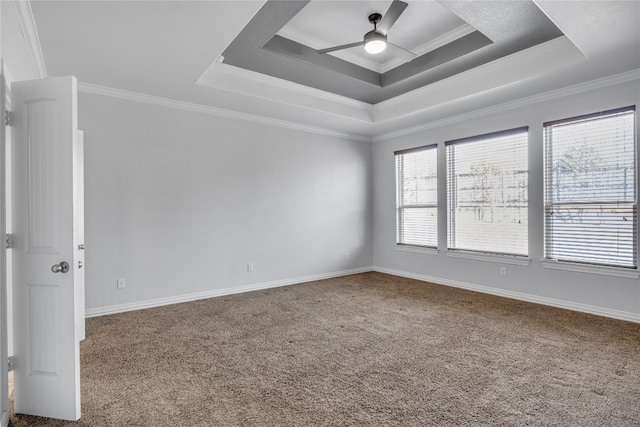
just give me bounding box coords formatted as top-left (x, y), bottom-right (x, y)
top-left (10, 272), bottom-right (640, 426)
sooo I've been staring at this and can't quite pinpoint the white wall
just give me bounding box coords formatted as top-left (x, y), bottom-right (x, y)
top-left (79, 92), bottom-right (373, 313)
top-left (372, 79), bottom-right (640, 321)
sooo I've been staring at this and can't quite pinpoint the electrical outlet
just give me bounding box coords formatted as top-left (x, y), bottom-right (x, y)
top-left (499, 267), bottom-right (507, 277)
top-left (117, 278), bottom-right (126, 289)
top-left (345, 252), bottom-right (350, 260)
top-left (247, 263), bottom-right (254, 272)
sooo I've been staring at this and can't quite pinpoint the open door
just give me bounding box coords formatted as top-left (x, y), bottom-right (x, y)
top-left (75, 130), bottom-right (85, 342)
top-left (11, 76), bottom-right (81, 421)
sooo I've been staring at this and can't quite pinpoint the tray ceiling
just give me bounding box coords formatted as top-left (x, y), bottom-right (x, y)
top-left (215, 0), bottom-right (564, 104)
top-left (17, 0), bottom-right (638, 139)
top-left (278, 1), bottom-right (473, 74)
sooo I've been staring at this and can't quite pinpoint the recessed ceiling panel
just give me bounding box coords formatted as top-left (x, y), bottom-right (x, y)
top-left (219, 0), bottom-right (565, 104)
top-left (278, 1), bottom-right (469, 73)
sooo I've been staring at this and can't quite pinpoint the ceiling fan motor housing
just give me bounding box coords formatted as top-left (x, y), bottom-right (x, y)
top-left (368, 13), bottom-right (382, 25)
top-left (364, 30), bottom-right (387, 44)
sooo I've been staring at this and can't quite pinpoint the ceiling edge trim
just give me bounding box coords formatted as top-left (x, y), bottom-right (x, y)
top-left (196, 64), bottom-right (373, 125)
top-left (276, 25), bottom-right (385, 74)
top-left (378, 24), bottom-right (479, 75)
top-left (376, 36), bottom-right (575, 111)
top-left (382, 24), bottom-right (477, 74)
top-left (200, 61), bottom-right (372, 111)
top-left (532, 0), bottom-right (587, 59)
top-left (372, 69), bottom-right (640, 143)
top-left (277, 22), bottom-right (476, 74)
top-left (77, 82), bottom-right (371, 143)
top-left (12, 0), bottom-right (47, 78)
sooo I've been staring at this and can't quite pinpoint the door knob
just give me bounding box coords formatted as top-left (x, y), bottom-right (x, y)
top-left (51, 261), bottom-right (70, 273)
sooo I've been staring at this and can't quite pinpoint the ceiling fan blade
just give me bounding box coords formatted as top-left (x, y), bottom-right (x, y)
top-left (317, 41), bottom-right (364, 54)
top-left (387, 42), bottom-right (417, 62)
top-left (377, 0), bottom-right (408, 35)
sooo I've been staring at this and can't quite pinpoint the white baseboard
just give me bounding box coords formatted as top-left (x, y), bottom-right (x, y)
top-left (85, 267), bottom-right (372, 318)
top-left (372, 266), bottom-right (640, 324)
top-left (86, 265), bottom-right (640, 324)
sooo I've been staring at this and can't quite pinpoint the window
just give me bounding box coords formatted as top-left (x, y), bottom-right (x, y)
top-left (395, 145), bottom-right (438, 247)
top-left (446, 128), bottom-right (529, 256)
top-left (544, 106), bottom-right (637, 268)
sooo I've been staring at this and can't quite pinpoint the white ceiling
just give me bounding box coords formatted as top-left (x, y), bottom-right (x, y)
top-left (278, 1), bottom-right (470, 73)
top-left (4, 1), bottom-right (639, 141)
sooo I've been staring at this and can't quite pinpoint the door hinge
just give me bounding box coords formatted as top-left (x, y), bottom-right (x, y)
top-left (7, 356), bottom-right (14, 372)
top-left (4, 234), bottom-right (12, 249)
top-left (4, 110), bottom-right (11, 127)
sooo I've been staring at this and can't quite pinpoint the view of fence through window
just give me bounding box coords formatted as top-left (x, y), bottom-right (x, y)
top-left (447, 128), bottom-right (529, 256)
top-left (396, 146), bottom-right (437, 247)
top-left (544, 107), bottom-right (637, 268)
top-left (395, 108), bottom-right (636, 266)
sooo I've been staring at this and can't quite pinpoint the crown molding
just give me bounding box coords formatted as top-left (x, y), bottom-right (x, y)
top-left (78, 82), bottom-right (372, 143)
top-left (378, 24), bottom-right (477, 74)
top-left (78, 66), bottom-right (638, 146)
top-left (411, 24), bottom-right (476, 57)
top-left (375, 36), bottom-right (578, 112)
top-left (12, 0), bottom-right (47, 79)
top-left (372, 68), bottom-right (640, 142)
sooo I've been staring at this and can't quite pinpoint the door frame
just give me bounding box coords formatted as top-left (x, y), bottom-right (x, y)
top-left (0, 58), bottom-right (9, 427)
top-left (1, 4), bottom-right (8, 424)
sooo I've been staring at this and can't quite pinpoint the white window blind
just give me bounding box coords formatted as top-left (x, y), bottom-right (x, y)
top-left (395, 145), bottom-right (438, 247)
top-left (544, 106), bottom-right (637, 268)
top-left (446, 128), bottom-right (529, 256)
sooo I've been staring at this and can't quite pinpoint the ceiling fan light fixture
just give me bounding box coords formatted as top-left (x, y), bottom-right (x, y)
top-left (364, 32), bottom-right (387, 54)
top-left (316, 2), bottom-right (416, 61)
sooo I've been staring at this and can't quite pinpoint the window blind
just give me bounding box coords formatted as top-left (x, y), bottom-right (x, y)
top-left (395, 145), bottom-right (437, 247)
top-left (446, 128), bottom-right (529, 256)
top-left (544, 106), bottom-right (637, 268)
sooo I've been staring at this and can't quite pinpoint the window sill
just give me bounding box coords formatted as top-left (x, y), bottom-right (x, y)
top-left (395, 245), bottom-right (439, 256)
top-left (540, 259), bottom-right (640, 278)
top-left (446, 250), bottom-right (531, 266)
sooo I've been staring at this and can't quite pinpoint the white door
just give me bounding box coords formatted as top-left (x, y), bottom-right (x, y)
top-left (11, 76), bottom-right (81, 421)
top-left (75, 130), bottom-right (85, 342)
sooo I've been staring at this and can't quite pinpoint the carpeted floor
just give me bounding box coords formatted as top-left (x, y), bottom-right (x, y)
top-left (9, 272), bottom-right (640, 426)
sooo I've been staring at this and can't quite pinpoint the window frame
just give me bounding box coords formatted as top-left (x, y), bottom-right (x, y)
top-left (395, 144), bottom-right (438, 249)
top-left (445, 126), bottom-right (529, 258)
top-left (543, 106), bottom-right (637, 270)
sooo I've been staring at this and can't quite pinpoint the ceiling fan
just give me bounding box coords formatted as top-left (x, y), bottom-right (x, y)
top-left (316, 0), bottom-right (417, 62)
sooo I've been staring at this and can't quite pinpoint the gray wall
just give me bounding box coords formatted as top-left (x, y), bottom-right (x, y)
top-left (79, 93), bottom-right (373, 312)
top-left (372, 79), bottom-right (640, 320)
top-left (81, 79), bottom-right (640, 321)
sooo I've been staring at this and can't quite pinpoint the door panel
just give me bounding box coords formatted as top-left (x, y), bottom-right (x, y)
top-left (11, 76), bottom-right (81, 421)
top-left (75, 130), bottom-right (85, 341)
